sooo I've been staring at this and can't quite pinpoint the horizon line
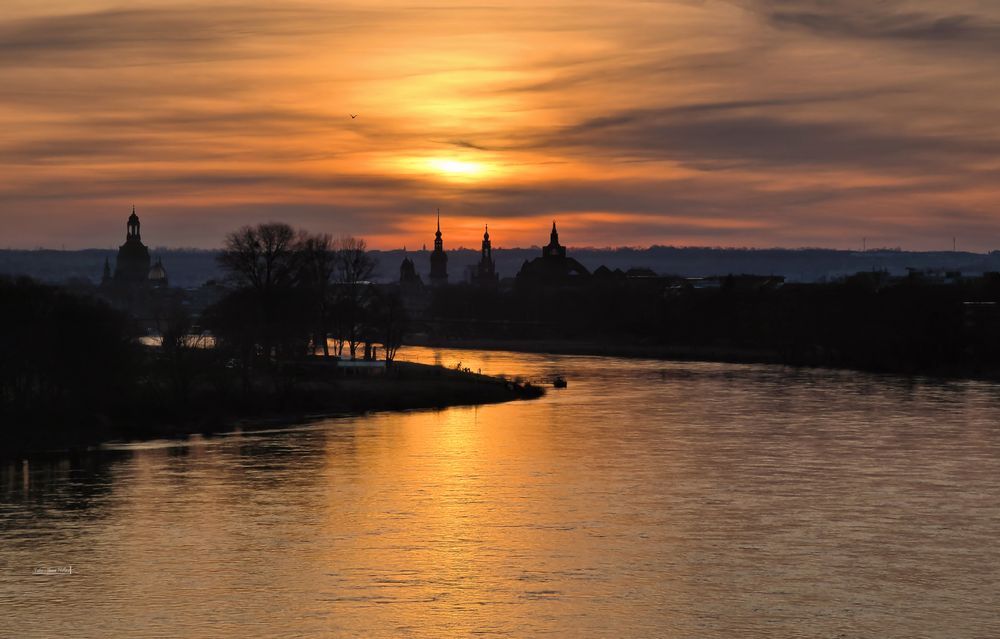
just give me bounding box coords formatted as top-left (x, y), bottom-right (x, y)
top-left (1, 245), bottom-right (994, 255)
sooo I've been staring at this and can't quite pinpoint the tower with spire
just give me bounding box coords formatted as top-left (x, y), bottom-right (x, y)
top-left (114, 205), bottom-right (151, 285)
top-left (429, 209), bottom-right (448, 286)
top-left (516, 219), bottom-right (589, 286)
top-left (471, 224), bottom-right (499, 287)
top-left (542, 221), bottom-right (566, 259)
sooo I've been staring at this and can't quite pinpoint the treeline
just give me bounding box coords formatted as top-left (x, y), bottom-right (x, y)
top-left (426, 273), bottom-right (1000, 376)
top-left (0, 276), bottom-right (136, 420)
top-left (0, 223), bottom-right (408, 440)
top-left (204, 223), bottom-right (406, 369)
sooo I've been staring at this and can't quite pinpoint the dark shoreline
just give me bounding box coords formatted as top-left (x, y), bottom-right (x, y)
top-left (406, 336), bottom-right (1000, 382)
top-left (1, 361), bottom-right (544, 459)
top-left (408, 336), bottom-right (783, 364)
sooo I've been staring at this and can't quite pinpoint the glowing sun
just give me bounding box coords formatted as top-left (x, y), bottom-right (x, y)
top-left (424, 157), bottom-right (487, 179)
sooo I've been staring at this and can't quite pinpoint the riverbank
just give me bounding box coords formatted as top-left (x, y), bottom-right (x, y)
top-left (407, 336), bottom-right (784, 365)
top-left (407, 336), bottom-right (1000, 381)
top-left (0, 360), bottom-right (544, 457)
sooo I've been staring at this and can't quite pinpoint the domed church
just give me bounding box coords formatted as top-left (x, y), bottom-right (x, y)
top-left (114, 206), bottom-right (151, 284)
top-left (515, 221), bottom-right (590, 286)
top-left (148, 258), bottom-right (169, 288)
top-left (101, 207), bottom-right (169, 291)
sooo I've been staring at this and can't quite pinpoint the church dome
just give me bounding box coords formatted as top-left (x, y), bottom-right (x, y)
top-left (148, 259), bottom-right (168, 282)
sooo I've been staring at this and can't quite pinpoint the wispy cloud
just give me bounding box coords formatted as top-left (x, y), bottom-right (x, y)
top-left (1, 0), bottom-right (999, 250)
top-left (748, 0), bottom-right (1000, 52)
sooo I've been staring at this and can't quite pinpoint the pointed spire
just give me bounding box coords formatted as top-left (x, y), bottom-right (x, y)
top-left (543, 219), bottom-right (565, 259)
top-left (436, 208), bottom-right (441, 233)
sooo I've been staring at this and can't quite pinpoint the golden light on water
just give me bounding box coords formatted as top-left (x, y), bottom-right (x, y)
top-left (6, 348), bottom-right (1000, 636)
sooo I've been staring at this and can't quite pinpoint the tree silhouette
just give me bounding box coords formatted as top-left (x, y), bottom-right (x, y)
top-left (294, 232), bottom-right (337, 356)
top-left (333, 236), bottom-right (377, 360)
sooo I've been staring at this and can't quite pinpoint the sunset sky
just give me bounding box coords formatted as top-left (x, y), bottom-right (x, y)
top-left (3, 0), bottom-right (1000, 250)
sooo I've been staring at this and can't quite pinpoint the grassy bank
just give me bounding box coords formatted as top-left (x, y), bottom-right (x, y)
top-left (1, 360), bottom-right (543, 457)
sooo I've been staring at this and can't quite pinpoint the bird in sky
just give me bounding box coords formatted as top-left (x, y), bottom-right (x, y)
top-left (350, 114), bottom-right (357, 119)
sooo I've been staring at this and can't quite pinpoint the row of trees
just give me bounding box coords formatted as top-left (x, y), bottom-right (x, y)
top-left (0, 276), bottom-right (135, 417)
top-left (204, 223), bottom-right (406, 376)
top-left (0, 223), bottom-right (408, 431)
top-left (424, 273), bottom-right (1000, 376)
top-left (0, 224), bottom-right (407, 426)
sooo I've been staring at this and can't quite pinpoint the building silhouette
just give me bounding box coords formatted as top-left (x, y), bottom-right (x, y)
top-left (429, 210), bottom-right (448, 286)
top-left (100, 207), bottom-right (171, 295)
top-left (114, 206), bottom-right (151, 285)
top-left (470, 224), bottom-right (499, 287)
top-left (397, 251), bottom-right (430, 317)
top-left (543, 221), bottom-right (566, 259)
top-left (399, 254), bottom-right (423, 287)
top-left (516, 221), bottom-right (590, 285)
top-left (97, 208), bottom-right (180, 326)
top-left (148, 257), bottom-right (169, 288)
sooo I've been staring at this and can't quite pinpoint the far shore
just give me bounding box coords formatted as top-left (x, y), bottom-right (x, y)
top-left (407, 336), bottom-right (1000, 381)
top-left (1, 360), bottom-right (544, 458)
top-left (407, 336), bottom-right (784, 365)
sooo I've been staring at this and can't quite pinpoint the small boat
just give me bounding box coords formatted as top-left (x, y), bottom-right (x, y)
top-left (552, 376), bottom-right (568, 388)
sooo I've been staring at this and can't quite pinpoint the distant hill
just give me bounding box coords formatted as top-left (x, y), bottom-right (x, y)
top-left (3, 246), bottom-right (999, 288)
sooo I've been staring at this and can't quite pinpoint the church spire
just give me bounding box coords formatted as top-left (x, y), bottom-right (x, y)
top-left (481, 224), bottom-right (492, 257)
top-left (473, 222), bottom-right (498, 287)
top-left (543, 220), bottom-right (566, 259)
top-left (429, 208), bottom-right (448, 285)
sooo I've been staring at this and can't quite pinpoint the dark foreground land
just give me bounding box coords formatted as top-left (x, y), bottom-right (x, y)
top-left (0, 270), bottom-right (543, 457)
top-left (1, 358), bottom-right (542, 457)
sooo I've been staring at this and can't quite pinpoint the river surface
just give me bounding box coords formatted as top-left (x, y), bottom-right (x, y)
top-left (2, 347), bottom-right (999, 637)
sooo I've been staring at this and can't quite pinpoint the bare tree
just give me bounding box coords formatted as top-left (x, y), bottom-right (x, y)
top-left (217, 222), bottom-right (298, 362)
top-left (374, 288), bottom-right (407, 365)
top-left (294, 232), bottom-right (336, 356)
top-left (159, 303), bottom-right (194, 403)
top-left (218, 223), bottom-right (297, 295)
top-left (333, 236), bottom-right (377, 359)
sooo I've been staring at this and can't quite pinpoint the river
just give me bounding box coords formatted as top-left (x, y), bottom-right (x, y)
top-left (2, 346), bottom-right (999, 637)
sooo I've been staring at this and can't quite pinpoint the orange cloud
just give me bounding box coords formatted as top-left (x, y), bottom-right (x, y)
top-left (1, 1), bottom-right (999, 250)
